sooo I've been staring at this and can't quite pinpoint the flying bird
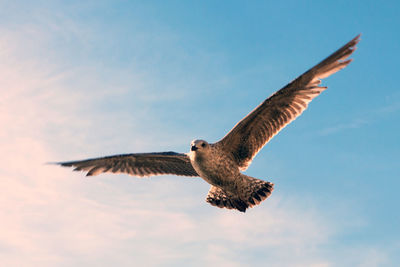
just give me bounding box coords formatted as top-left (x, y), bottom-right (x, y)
top-left (57, 35), bottom-right (360, 212)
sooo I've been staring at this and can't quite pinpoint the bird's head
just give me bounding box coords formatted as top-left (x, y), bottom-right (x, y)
top-left (190, 139), bottom-right (210, 153)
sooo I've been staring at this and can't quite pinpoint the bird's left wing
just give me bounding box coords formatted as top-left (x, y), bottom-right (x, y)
top-left (57, 151), bottom-right (199, 177)
top-left (217, 35), bottom-right (360, 171)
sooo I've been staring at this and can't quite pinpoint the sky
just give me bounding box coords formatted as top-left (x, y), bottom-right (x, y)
top-left (0, 1), bottom-right (399, 266)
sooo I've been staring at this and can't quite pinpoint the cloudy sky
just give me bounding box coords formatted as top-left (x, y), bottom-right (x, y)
top-left (1, 1), bottom-right (399, 266)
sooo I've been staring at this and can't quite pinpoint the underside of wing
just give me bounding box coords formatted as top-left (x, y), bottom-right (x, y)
top-left (57, 151), bottom-right (199, 177)
top-left (217, 35), bottom-right (360, 171)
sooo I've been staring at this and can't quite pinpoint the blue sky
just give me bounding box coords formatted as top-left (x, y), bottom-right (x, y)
top-left (0, 1), bottom-right (399, 266)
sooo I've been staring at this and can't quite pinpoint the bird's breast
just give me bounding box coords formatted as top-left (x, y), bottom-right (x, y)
top-left (190, 149), bottom-right (239, 187)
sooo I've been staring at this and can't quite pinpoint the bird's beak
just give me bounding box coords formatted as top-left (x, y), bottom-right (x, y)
top-left (191, 145), bottom-right (198, 151)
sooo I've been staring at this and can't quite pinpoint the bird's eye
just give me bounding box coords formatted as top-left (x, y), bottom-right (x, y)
top-left (201, 143), bottom-right (206, 147)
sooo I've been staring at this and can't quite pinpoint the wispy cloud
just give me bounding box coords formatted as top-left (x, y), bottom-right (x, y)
top-left (376, 96), bottom-right (400, 115)
top-left (318, 118), bottom-right (369, 135)
top-left (317, 93), bottom-right (400, 136)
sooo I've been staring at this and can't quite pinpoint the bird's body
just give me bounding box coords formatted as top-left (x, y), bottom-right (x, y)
top-left (188, 140), bottom-right (273, 211)
top-left (189, 141), bottom-right (237, 188)
top-left (56, 35), bottom-right (360, 212)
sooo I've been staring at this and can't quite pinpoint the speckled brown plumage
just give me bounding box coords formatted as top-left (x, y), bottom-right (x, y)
top-left (56, 35), bottom-right (360, 213)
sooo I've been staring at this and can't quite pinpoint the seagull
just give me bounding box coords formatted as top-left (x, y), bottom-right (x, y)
top-left (57, 35), bottom-right (360, 212)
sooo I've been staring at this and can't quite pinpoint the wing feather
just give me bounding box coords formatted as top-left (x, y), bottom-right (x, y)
top-left (217, 35), bottom-right (360, 170)
top-left (57, 151), bottom-right (199, 177)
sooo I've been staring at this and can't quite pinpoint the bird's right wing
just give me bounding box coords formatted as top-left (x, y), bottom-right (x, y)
top-left (56, 151), bottom-right (199, 177)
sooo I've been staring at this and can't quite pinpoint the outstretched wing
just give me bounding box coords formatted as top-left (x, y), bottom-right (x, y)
top-left (57, 151), bottom-right (199, 177)
top-left (217, 35), bottom-right (360, 171)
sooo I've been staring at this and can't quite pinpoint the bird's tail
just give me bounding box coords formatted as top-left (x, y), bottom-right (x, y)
top-left (206, 176), bottom-right (274, 212)
top-left (240, 175), bottom-right (274, 209)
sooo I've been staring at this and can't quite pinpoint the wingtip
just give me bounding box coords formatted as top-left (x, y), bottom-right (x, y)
top-left (46, 161), bottom-right (67, 166)
top-left (350, 34), bottom-right (361, 47)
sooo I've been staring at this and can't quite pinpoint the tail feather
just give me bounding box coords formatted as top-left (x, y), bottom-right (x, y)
top-left (242, 176), bottom-right (274, 208)
top-left (206, 187), bottom-right (248, 212)
top-left (206, 176), bottom-right (274, 212)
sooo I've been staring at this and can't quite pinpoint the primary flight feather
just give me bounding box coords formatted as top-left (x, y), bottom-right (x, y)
top-left (57, 35), bottom-right (360, 212)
